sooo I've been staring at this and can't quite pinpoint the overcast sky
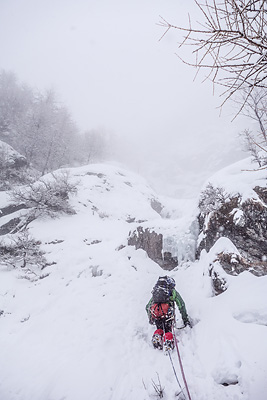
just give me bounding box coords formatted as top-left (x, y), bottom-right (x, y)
top-left (0, 0), bottom-right (253, 197)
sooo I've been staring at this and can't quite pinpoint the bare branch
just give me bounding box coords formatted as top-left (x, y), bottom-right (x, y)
top-left (159, 0), bottom-right (267, 107)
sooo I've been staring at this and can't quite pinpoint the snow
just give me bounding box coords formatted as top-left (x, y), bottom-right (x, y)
top-left (0, 191), bottom-right (11, 209)
top-left (0, 162), bottom-right (267, 400)
top-left (230, 208), bottom-right (245, 226)
top-left (203, 156), bottom-right (266, 201)
top-left (0, 140), bottom-right (26, 167)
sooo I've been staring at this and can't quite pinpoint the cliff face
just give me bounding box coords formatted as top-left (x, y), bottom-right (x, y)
top-left (196, 159), bottom-right (267, 284)
top-left (197, 187), bottom-right (267, 276)
top-left (128, 216), bottom-right (198, 270)
top-left (128, 227), bottom-right (178, 270)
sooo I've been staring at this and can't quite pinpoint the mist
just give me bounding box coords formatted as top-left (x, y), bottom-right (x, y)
top-left (0, 0), bottom-right (252, 197)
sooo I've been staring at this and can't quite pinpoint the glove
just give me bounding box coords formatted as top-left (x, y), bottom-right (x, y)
top-left (149, 316), bottom-right (154, 325)
top-left (184, 318), bottom-right (192, 328)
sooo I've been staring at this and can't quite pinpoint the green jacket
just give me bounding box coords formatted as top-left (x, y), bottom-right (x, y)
top-left (146, 288), bottom-right (189, 325)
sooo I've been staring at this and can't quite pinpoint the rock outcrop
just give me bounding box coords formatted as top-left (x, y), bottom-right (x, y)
top-left (197, 186), bottom-right (267, 276)
top-left (128, 227), bottom-right (178, 270)
top-left (0, 140), bottom-right (27, 169)
top-left (0, 140), bottom-right (29, 191)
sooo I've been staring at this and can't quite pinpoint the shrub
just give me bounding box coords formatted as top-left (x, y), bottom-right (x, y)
top-left (0, 229), bottom-right (46, 269)
top-left (9, 170), bottom-right (78, 219)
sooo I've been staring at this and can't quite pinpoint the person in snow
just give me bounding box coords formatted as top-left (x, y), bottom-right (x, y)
top-left (146, 276), bottom-right (191, 351)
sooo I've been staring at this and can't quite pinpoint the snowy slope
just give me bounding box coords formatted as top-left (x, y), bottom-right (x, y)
top-left (201, 156), bottom-right (266, 201)
top-left (1, 162), bottom-right (267, 400)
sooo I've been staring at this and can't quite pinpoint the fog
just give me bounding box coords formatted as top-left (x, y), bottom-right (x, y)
top-left (0, 0), bottom-right (252, 197)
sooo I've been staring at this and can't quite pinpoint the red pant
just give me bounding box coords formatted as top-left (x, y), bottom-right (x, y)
top-left (154, 329), bottom-right (173, 341)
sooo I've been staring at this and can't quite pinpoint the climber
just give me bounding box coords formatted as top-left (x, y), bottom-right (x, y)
top-left (146, 276), bottom-right (191, 351)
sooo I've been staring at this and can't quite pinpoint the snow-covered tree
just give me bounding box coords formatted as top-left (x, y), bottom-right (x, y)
top-left (0, 230), bottom-right (46, 270)
top-left (0, 70), bottom-right (33, 143)
top-left (199, 183), bottom-right (230, 215)
top-left (0, 71), bottom-right (81, 174)
top-left (10, 171), bottom-right (78, 220)
top-left (0, 70), bottom-right (114, 174)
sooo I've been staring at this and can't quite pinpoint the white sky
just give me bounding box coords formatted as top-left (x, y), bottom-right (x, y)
top-left (0, 0), bottom-right (253, 197)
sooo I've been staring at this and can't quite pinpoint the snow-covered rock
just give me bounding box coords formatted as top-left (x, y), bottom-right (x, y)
top-left (197, 157), bottom-right (267, 276)
top-left (0, 140), bottom-right (37, 192)
top-left (0, 163), bottom-right (164, 235)
top-left (66, 163), bottom-right (165, 222)
top-left (128, 215), bottom-right (198, 269)
top-left (0, 140), bottom-right (27, 169)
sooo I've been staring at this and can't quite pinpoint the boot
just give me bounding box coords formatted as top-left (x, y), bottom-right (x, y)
top-left (163, 338), bottom-right (174, 352)
top-left (152, 333), bottom-right (163, 349)
top-left (163, 331), bottom-right (174, 352)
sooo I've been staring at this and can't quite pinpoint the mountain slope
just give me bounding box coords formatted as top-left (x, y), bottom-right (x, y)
top-left (0, 163), bottom-right (267, 400)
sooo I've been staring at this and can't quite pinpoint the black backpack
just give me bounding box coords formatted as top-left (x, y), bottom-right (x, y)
top-left (151, 277), bottom-right (172, 303)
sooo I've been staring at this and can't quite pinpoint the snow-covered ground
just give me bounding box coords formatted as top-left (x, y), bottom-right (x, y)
top-left (202, 156), bottom-right (266, 201)
top-left (0, 162), bottom-right (267, 400)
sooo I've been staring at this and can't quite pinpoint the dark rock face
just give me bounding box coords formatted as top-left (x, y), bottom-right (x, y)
top-left (9, 154), bottom-right (27, 169)
top-left (0, 204), bottom-right (28, 235)
top-left (0, 217), bottom-right (21, 235)
top-left (254, 186), bottom-right (267, 203)
top-left (208, 263), bottom-right (228, 295)
top-left (215, 252), bottom-right (267, 277)
top-left (128, 227), bottom-right (163, 266)
top-left (197, 196), bottom-right (240, 256)
top-left (0, 204), bottom-right (26, 217)
top-left (128, 226), bottom-right (178, 270)
top-left (197, 186), bottom-right (267, 276)
top-left (150, 198), bottom-right (163, 215)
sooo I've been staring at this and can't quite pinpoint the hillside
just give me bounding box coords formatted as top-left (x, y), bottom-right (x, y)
top-left (0, 162), bottom-right (267, 400)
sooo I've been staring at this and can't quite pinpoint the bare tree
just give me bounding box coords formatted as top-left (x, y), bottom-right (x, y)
top-left (241, 88), bottom-right (267, 142)
top-left (159, 0), bottom-right (267, 106)
top-left (239, 88), bottom-right (267, 166)
top-left (239, 128), bottom-right (265, 166)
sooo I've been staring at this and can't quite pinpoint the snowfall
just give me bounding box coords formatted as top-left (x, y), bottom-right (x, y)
top-left (0, 159), bottom-right (267, 400)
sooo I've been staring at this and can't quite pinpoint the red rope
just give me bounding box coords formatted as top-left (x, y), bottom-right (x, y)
top-left (173, 328), bottom-right (192, 400)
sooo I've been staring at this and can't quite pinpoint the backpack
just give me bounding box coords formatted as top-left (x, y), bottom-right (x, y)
top-left (150, 303), bottom-right (170, 319)
top-left (151, 276), bottom-right (172, 303)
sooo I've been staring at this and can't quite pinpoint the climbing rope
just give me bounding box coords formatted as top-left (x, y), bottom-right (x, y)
top-left (167, 348), bottom-right (186, 400)
top-left (162, 323), bottom-right (186, 399)
top-left (173, 327), bottom-right (192, 400)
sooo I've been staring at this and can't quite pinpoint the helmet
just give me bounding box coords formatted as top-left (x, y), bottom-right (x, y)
top-left (166, 276), bottom-right (175, 288)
